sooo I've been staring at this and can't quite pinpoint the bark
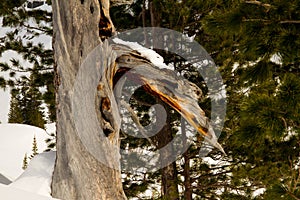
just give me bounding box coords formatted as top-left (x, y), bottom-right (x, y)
top-left (51, 0), bottom-right (126, 199)
top-left (182, 119), bottom-right (192, 200)
top-left (52, 0), bottom-right (224, 199)
top-left (149, 1), bottom-right (162, 49)
top-left (153, 103), bottom-right (179, 200)
top-left (149, 1), bottom-right (160, 27)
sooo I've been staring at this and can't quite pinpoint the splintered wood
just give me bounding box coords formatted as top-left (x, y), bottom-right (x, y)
top-left (108, 43), bottom-right (224, 152)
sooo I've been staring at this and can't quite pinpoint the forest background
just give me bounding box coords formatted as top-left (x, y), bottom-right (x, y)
top-left (0, 0), bottom-right (300, 199)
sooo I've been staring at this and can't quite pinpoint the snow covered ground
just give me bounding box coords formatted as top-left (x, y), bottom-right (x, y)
top-left (0, 173), bottom-right (11, 185)
top-left (0, 123), bottom-right (58, 199)
top-left (0, 184), bottom-right (57, 200)
top-left (0, 152), bottom-right (58, 199)
top-left (0, 124), bottom-right (52, 181)
top-left (10, 151), bottom-right (56, 196)
top-left (0, 151), bottom-right (57, 200)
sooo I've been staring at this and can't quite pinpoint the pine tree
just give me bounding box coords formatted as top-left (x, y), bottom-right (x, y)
top-left (201, 0), bottom-right (300, 198)
top-left (113, 0), bottom-right (300, 199)
top-left (8, 88), bottom-right (24, 123)
top-left (112, 1), bottom-right (231, 199)
top-left (7, 74), bottom-right (46, 128)
top-left (22, 153), bottom-right (28, 170)
top-left (45, 132), bottom-right (56, 151)
top-left (29, 135), bottom-right (38, 159)
top-left (22, 74), bottom-right (46, 129)
top-left (0, 0), bottom-right (55, 123)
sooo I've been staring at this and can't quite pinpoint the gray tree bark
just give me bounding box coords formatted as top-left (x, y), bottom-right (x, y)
top-left (51, 1), bottom-right (224, 199)
top-left (51, 0), bottom-right (126, 199)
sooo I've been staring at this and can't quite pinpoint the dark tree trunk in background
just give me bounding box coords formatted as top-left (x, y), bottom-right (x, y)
top-left (153, 102), bottom-right (179, 200)
top-left (182, 120), bottom-right (192, 200)
top-left (149, 3), bottom-right (180, 199)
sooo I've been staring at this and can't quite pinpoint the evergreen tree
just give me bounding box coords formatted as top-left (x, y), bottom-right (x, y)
top-left (202, 0), bottom-right (300, 198)
top-left (22, 153), bottom-right (28, 170)
top-left (29, 135), bottom-right (38, 159)
top-left (8, 88), bottom-right (24, 123)
top-left (112, 1), bottom-right (233, 199)
top-left (45, 132), bottom-right (56, 151)
top-left (7, 74), bottom-right (46, 128)
top-left (112, 1), bottom-right (227, 199)
top-left (0, 0), bottom-right (55, 123)
top-left (113, 0), bottom-right (300, 199)
top-left (22, 74), bottom-right (46, 128)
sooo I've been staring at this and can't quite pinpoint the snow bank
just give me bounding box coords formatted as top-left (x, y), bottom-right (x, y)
top-left (0, 183), bottom-right (58, 200)
top-left (0, 173), bottom-right (11, 185)
top-left (0, 151), bottom-right (58, 199)
top-left (10, 151), bottom-right (56, 197)
top-left (0, 124), bottom-right (49, 180)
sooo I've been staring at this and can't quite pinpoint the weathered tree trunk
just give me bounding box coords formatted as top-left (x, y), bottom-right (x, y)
top-left (51, 0), bottom-right (126, 199)
top-left (52, 1), bottom-right (224, 199)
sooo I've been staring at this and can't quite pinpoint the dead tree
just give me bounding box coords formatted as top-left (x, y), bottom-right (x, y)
top-left (51, 0), bottom-right (224, 199)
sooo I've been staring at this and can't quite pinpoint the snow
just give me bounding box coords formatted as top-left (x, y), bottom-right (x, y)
top-left (0, 124), bottom-right (50, 181)
top-left (0, 183), bottom-right (58, 200)
top-left (45, 123), bottom-right (56, 134)
top-left (10, 151), bottom-right (56, 197)
top-left (112, 38), bottom-right (173, 70)
top-left (0, 173), bottom-right (11, 185)
top-left (253, 188), bottom-right (266, 197)
top-left (25, 2), bottom-right (52, 12)
top-left (0, 151), bottom-right (58, 199)
top-left (0, 124), bottom-right (58, 199)
top-left (183, 33), bottom-right (196, 42)
top-left (270, 53), bottom-right (282, 65)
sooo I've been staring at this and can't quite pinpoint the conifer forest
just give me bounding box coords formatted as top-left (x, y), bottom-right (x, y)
top-left (0, 0), bottom-right (300, 199)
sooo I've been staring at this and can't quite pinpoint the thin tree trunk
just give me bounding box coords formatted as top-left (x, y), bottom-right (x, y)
top-left (149, 0), bottom-right (163, 49)
top-left (182, 119), bottom-right (192, 200)
top-left (149, 5), bottom-right (179, 197)
top-left (153, 102), bottom-right (179, 200)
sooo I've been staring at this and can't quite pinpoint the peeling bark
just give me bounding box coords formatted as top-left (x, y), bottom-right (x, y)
top-left (112, 46), bottom-right (222, 147)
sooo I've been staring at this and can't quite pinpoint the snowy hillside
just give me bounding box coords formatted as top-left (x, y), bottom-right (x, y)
top-left (0, 124), bottom-right (51, 180)
top-left (0, 173), bottom-right (11, 185)
top-left (0, 184), bottom-right (57, 200)
top-left (11, 151), bottom-right (56, 196)
top-left (0, 152), bottom-right (58, 199)
top-left (0, 123), bottom-right (58, 199)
